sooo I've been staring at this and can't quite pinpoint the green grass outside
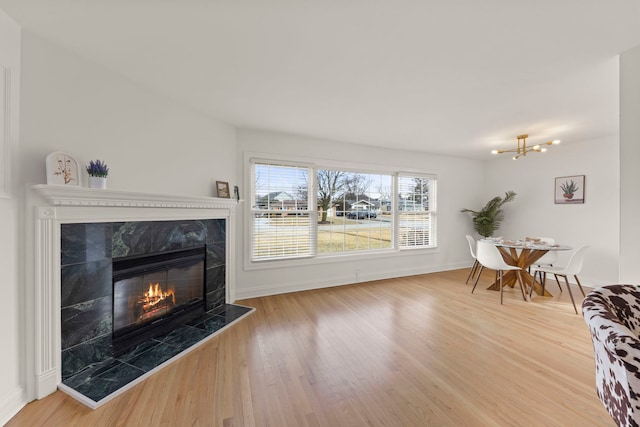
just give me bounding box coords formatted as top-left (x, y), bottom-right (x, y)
top-left (317, 228), bottom-right (392, 252)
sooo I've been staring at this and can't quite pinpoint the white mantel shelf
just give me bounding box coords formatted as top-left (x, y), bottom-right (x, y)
top-left (32, 184), bottom-right (242, 209)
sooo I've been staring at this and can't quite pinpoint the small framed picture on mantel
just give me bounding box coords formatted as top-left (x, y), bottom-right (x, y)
top-left (216, 181), bottom-right (230, 198)
top-left (46, 152), bottom-right (81, 187)
top-left (554, 175), bottom-right (585, 204)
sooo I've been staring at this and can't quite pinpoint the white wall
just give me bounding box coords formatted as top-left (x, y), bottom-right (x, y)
top-left (620, 45), bottom-right (640, 283)
top-left (234, 128), bottom-right (485, 298)
top-left (19, 33), bottom-right (236, 195)
top-left (0, 9), bottom-right (23, 427)
top-left (11, 32), bottom-right (237, 414)
top-left (484, 136), bottom-right (620, 287)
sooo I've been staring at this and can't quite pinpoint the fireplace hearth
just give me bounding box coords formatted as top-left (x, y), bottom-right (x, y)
top-left (112, 247), bottom-right (206, 355)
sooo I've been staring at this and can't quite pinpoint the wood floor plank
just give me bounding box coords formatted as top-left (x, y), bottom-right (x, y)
top-left (7, 268), bottom-right (614, 426)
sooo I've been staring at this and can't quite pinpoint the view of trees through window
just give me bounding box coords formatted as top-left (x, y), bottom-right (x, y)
top-left (315, 170), bottom-right (392, 253)
top-left (251, 160), bottom-right (436, 261)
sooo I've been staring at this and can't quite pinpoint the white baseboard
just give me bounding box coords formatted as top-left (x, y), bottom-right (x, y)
top-left (0, 386), bottom-right (28, 426)
top-left (234, 262), bottom-right (617, 301)
top-left (235, 262), bottom-right (471, 300)
top-left (542, 274), bottom-right (613, 290)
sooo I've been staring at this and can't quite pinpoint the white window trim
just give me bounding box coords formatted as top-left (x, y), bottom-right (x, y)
top-left (397, 172), bottom-right (438, 250)
top-left (243, 151), bottom-right (439, 270)
top-left (249, 157), bottom-right (316, 261)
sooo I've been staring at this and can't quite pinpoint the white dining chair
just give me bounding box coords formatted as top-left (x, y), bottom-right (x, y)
top-left (465, 235), bottom-right (481, 284)
top-left (472, 240), bottom-right (526, 304)
top-left (529, 237), bottom-right (562, 291)
top-left (529, 245), bottom-right (589, 314)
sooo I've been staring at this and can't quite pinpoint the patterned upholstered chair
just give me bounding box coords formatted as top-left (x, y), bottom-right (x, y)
top-left (582, 285), bottom-right (640, 427)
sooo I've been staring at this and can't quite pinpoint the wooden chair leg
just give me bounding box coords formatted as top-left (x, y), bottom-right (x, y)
top-left (561, 274), bottom-right (578, 314)
top-left (499, 271), bottom-right (504, 305)
top-left (465, 263), bottom-right (472, 284)
top-left (530, 270), bottom-right (546, 298)
top-left (541, 265), bottom-right (563, 292)
top-left (574, 275), bottom-right (586, 298)
top-left (554, 274), bottom-right (562, 291)
top-left (466, 260), bottom-right (479, 284)
top-left (471, 260), bottom-right (479, 283)
top-left (471, 265), bottom-right (484, 293)
top-left (529, 271), bottom-right (536, 297)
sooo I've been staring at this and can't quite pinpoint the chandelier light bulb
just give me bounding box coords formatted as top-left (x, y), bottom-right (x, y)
top-left (491, 133), bottom-right (559, 158)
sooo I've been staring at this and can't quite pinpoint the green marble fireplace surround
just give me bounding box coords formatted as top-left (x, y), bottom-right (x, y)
top-left (60, 219), bottom-right (226, 379)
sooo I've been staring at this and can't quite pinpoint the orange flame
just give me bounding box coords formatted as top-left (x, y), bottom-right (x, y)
top-left (140, 283), bottom-right (175, 308)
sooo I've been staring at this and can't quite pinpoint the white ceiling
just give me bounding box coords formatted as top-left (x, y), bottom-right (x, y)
top-left (1, 0), bottom-right (639, 159)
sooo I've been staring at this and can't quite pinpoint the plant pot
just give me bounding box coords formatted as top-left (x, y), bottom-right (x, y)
top-left (88, 176), bottom-right (107, 189)
top-left (563, 193), bottom-right (573, 200)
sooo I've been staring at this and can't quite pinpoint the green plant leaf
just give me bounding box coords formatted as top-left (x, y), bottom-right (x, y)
top-left (460, 191), bottom-right (516, 238)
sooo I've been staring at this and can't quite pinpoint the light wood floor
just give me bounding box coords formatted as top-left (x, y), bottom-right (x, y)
top-left (7, 269), bottom-right (613, 426)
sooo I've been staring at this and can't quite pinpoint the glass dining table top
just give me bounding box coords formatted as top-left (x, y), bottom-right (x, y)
top-left (483, 238), bottom-right (572, 251)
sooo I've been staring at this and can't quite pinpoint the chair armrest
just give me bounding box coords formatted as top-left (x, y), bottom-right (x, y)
top-left (605, 331), bottom-right (640, 365)
top-left (585, 308), bottom-right (640, 365)
top-left (581, 285), bottom-right (640, 425)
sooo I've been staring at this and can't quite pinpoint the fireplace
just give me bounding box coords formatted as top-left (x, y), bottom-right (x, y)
top-left (31, 185), bottom-right (239, 401)
top-left (112, 246), bottom-right (206, 355)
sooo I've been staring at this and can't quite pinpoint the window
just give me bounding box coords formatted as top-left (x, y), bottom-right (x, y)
top-left (397, 174), bottom-right (437, 248)
top-left (317, 170), bottom-right (392, 254)
top-left (251, 161), bottom-right (314, 261)
top-left (250, 159), bottom-right (437, 262)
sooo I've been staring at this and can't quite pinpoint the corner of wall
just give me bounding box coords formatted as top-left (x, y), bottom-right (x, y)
top-left (0, 385), bottom-right (27, 426)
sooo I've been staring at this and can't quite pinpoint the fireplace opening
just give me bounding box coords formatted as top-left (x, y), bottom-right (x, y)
top-left (112, 246), bottom-right (206, 355)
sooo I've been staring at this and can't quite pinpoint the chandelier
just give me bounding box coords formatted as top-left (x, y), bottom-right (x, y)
top-left (491, 134), bottom-right (560, 160)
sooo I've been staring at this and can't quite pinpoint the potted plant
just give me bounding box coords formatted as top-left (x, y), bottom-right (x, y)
top-left (86, 159), bottom-right (109, 189)
top-left (461, 191), bottom-right (516, 238)
top-left (560, 179), bottom-right (579, 200)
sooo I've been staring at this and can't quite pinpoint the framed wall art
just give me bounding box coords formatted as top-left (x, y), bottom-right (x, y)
top-left (216, 181), bottom-right (230, 198)
top-left (554, 175), bottom-right (585, 204)
top-left (46, 152), bottom-right (81, 186)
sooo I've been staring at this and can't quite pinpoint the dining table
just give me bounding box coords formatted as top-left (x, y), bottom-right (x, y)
top-left (485, 239), bottom-right (572, 297)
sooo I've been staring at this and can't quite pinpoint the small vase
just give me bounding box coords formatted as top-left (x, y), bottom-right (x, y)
top-left (88, 176), bottom-right (107, 189)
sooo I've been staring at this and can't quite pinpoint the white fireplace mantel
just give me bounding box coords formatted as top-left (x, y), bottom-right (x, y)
top-left (32, 184), bottom-right (241, 209)
top-left (29, 185), bottom-right (239, 400)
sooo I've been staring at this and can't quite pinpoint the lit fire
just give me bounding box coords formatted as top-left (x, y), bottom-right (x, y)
top-left (138, 283), bottom-right (175, 314)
